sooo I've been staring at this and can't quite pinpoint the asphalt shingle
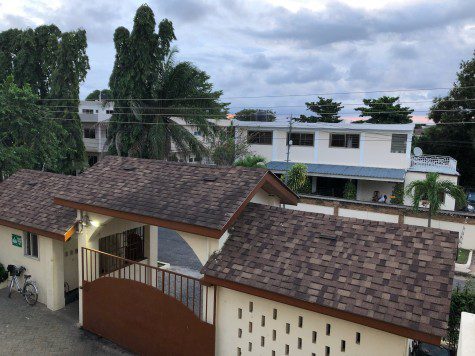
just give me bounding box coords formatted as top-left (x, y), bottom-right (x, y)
top-left (202, 203), bottom-right (458, 338)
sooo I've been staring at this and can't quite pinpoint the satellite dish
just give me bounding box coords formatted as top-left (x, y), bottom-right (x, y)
top-left (413, 147), bottom-right (423, 157)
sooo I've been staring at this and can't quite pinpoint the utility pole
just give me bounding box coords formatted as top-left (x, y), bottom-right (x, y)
top-left (286, 115), bottom-right (293, 163)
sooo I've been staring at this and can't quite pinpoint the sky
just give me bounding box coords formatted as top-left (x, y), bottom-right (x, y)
top-left (0, 0), bottom-right (474, 122)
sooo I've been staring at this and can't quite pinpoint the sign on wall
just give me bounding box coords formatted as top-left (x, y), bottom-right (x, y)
top-left (12, 234), bottom-right (22, 247)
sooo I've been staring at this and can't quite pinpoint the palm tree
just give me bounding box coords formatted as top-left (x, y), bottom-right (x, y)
top-left (234, 155), bottom-right (267, 168)
top-left (405, 172), bottom-right (466, 227)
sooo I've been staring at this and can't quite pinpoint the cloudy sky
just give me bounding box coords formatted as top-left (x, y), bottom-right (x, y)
top-left (1, 0), bottom-right (474, 121)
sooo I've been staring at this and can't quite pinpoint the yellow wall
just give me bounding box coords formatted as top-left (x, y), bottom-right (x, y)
top-left (0, 225), bottom-right (65, 310)
top-left (215, 287), bottom-right (409, 356)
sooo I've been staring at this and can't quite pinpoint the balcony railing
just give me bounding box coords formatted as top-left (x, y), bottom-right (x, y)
top-left (410, 155), bottom-right (457, 171)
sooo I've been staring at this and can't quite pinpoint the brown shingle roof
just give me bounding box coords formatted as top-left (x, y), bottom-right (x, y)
top-left (202, 203), bottom-right (457, 339)
top-left (0, 170), bottom-right (76, 240)
top-left (54, 156), bottom-right (297, 237)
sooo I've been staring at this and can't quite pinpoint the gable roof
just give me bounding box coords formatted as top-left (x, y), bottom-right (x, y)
top-left (202, 203), bottom-right (457, 343)
top-left (0, 170), bottom-right (76, 241)
top-left (54, 156), bottom-right (298, 238)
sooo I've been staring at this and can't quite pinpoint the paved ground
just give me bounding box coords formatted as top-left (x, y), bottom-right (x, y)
top-left (0, 288), bottom-right (131, 355)
top-left (157, 227), bottom-right (203, 271)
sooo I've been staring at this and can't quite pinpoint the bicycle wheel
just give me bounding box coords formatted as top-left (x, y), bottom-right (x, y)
top-left (23, 282), bottom-right (38, 306)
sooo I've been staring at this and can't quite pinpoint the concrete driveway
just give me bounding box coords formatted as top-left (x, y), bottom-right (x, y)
top-left (0, 288), bottom-right (130, 355)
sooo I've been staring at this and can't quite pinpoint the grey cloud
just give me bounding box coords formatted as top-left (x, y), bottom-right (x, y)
top-left (242, 53), bottom-right (271, 69)
top-left (266, 57), bottom-right (338, 85)
top-left (157, 0), bottom-right (215, 22)
top-left (390, 43), bottom-right (419, 60)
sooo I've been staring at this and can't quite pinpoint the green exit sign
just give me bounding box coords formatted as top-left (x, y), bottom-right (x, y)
top-left (12, 234), bottom-right (22, 248)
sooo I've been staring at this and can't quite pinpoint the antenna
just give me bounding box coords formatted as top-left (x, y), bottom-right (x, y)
top-left (413, 147), bottom-right (423, 156)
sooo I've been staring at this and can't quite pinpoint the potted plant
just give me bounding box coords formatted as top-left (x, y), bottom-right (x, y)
top-left (0, 263), bottom-right (9, 289)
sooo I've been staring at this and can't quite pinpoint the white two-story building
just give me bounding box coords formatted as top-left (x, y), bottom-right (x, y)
top-left (234, 121), bottom-right (460, 210)
top-left (78, 100), bottom-right (114, 166)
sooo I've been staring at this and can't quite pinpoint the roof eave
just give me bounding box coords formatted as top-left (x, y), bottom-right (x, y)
top-left (202, 274), bottom-right (442, 345)
top-left (0, 218), bottom-right (74, 242)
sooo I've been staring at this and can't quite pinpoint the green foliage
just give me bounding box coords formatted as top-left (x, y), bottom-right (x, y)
top-left (0, 25), bottom-right (89, 174)
top-left (343, 180), bottom-right (357, 200)
top-left (284, 163), bottom-right (308, 192)
top-left (390, 183), bottom-right (404, 204)
top-left (354, 96), bottom-right (413, 124)
top-left (297, 97), bottom-right (343, 123)
top-left (0, 76), bottom-right (66, 180)
top-left (0, 263), bottom-right (7, 283)
top-left (108, 5), bottom-right (227, 159)
top-left (234, 155), bottom-right (267, 168)
top-left (298, 177), bottom-right (312, 194)
top-left (234, 109), bottom-right (276, 122)
top-left (447, 280), bottom-right (475, 349)
top-left (416, 51), bottom-right (475, 187)
top-left (405, 172), bottom-right (466, 227)
top-left (86, 89), bottom-right (112, 100)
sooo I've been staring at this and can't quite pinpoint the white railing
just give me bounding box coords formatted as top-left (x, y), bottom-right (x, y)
top-left (411, 155), bottom-right (457, 171)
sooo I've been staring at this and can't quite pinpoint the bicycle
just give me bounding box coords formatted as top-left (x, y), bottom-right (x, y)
top-left (6, 265), bottom-right (38, 306)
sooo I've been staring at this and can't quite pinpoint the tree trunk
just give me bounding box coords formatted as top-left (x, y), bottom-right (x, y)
top-left (428, 210), bottom-right (432, 228)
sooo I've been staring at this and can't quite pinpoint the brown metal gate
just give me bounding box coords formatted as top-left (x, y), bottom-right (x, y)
top-left (81, 248), bottom-right (216, 356)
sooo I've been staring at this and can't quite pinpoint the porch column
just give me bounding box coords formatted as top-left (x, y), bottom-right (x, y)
top-left (145, 225), bottom-right (158, 268)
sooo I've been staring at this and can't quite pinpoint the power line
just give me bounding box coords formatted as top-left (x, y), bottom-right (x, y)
top-left (37, 85), bottom-right (475, 101)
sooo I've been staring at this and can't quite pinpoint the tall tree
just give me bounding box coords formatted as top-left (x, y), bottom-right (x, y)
top-left (0, 76), bottom-right (65, 180)
top-left (86, 89), bottom-right (112, 101)
top-left (0, 25), bottom-right (89, 174)
top-left (108, 5), bottom-right (227, 159)
top-left (49, 30), bottom-right (89, 173)
top-left (354, 96), bottom-right (413, 124)
top-left (234, 109), bottom-right (276, 122)
top-left (296, 97), bottom-right (343, 123)
top-left (405, 172), bottom-right (466, 227)
top-left (416, 51), bottom-right (475, 187)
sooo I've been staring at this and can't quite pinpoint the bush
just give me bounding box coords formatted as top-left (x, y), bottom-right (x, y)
top-left (284, 163), bottom-right (308, 192)
top-left (0, 263), bottom-right (8, 283)
top-left (343, 180), bottom-right (357, 200)
top-left (390, 183), bottom-right (404, 204)
top-left (447, 279), bottom-right (475, 349)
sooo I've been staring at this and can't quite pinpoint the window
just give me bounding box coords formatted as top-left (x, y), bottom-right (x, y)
top-left (249, 301), bottom-right (253, 312)
top-left (286, 323), bottom-right (290, 334)
top-left (285, 344), bottom-right (289, 355)
top-left (273, 309), bottom-right (278, 320)
top-left (298, 316), bottom-right (303, 327)
top-left (356, 332), bottom-right (361, 344)
top-left (330, 133), bottom-right (360, 148)
top-left (341, 340), bottom-right (346, 352)
top-left (261, 315), bottom-right (265, 327)
top-left (261, 336), bottom-right (265, 347)
top-left (249, 322), bottom-right (253, 333)
top-left (238, 329), bottom-right (242, 338)
top-left (238, 308), bottom-right (242, 319)
top-left (82, 109), bottom-right (93, 114)
top-left (326, 346), bottom-right (330, 356)
top-left (248, 342), bottom-right (252, 352)
top-left (24, 232), bottom-right (38, 258)
top-left (326, 324), bottom-right (331, 335)
top-left (272, 329), bottom-right (276, 341)
top-left (312, 331), bottom-right (317, 343)
top-left (84, 127), bottom-right (96, 139)
top-left (237, 347), bottom-right (241, 356)
top-left (391, 134), bottom-right (407, 153)
top-left (106, 110), bottom-right (114, 114)
top-left (298, 337), bottom-right (302, 349)
top-left (247, 130), bottom-right (273, 145)
top-left (287, 132), bottom-right (314, 146)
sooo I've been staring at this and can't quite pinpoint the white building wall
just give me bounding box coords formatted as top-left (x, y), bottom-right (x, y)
top-left (316, 131), bottom-right (361, 166)
top-left (363, 132), bottom-right (409, 169)
top-left (0, 226), bottom-right (65, 310)
top-left (215, 287), bottom-right (409, 356)
top-left (457, 312), bottom-right (475, 356)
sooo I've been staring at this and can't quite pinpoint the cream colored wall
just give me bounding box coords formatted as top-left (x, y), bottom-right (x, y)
top-left (251, 189), bottom-right (281, 207)
top-left (339, 208), bottom-right (400, 223)
top-left (287, 203), bottom-right (334, 215)
top-left (404, 171), bottom-right (458, 211)
top-left (215, 287), bottom-right (409, 356)
top-left (178, 231), bottom-right (219, 265)
top-left (0, 226), bottom-right (65, 310)
top-left (63, 234), bottom-right (79, 291)
top-left (357, 180), bottom-right (397, 201)
top-left (249, 143), bottom-right (274, 161)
